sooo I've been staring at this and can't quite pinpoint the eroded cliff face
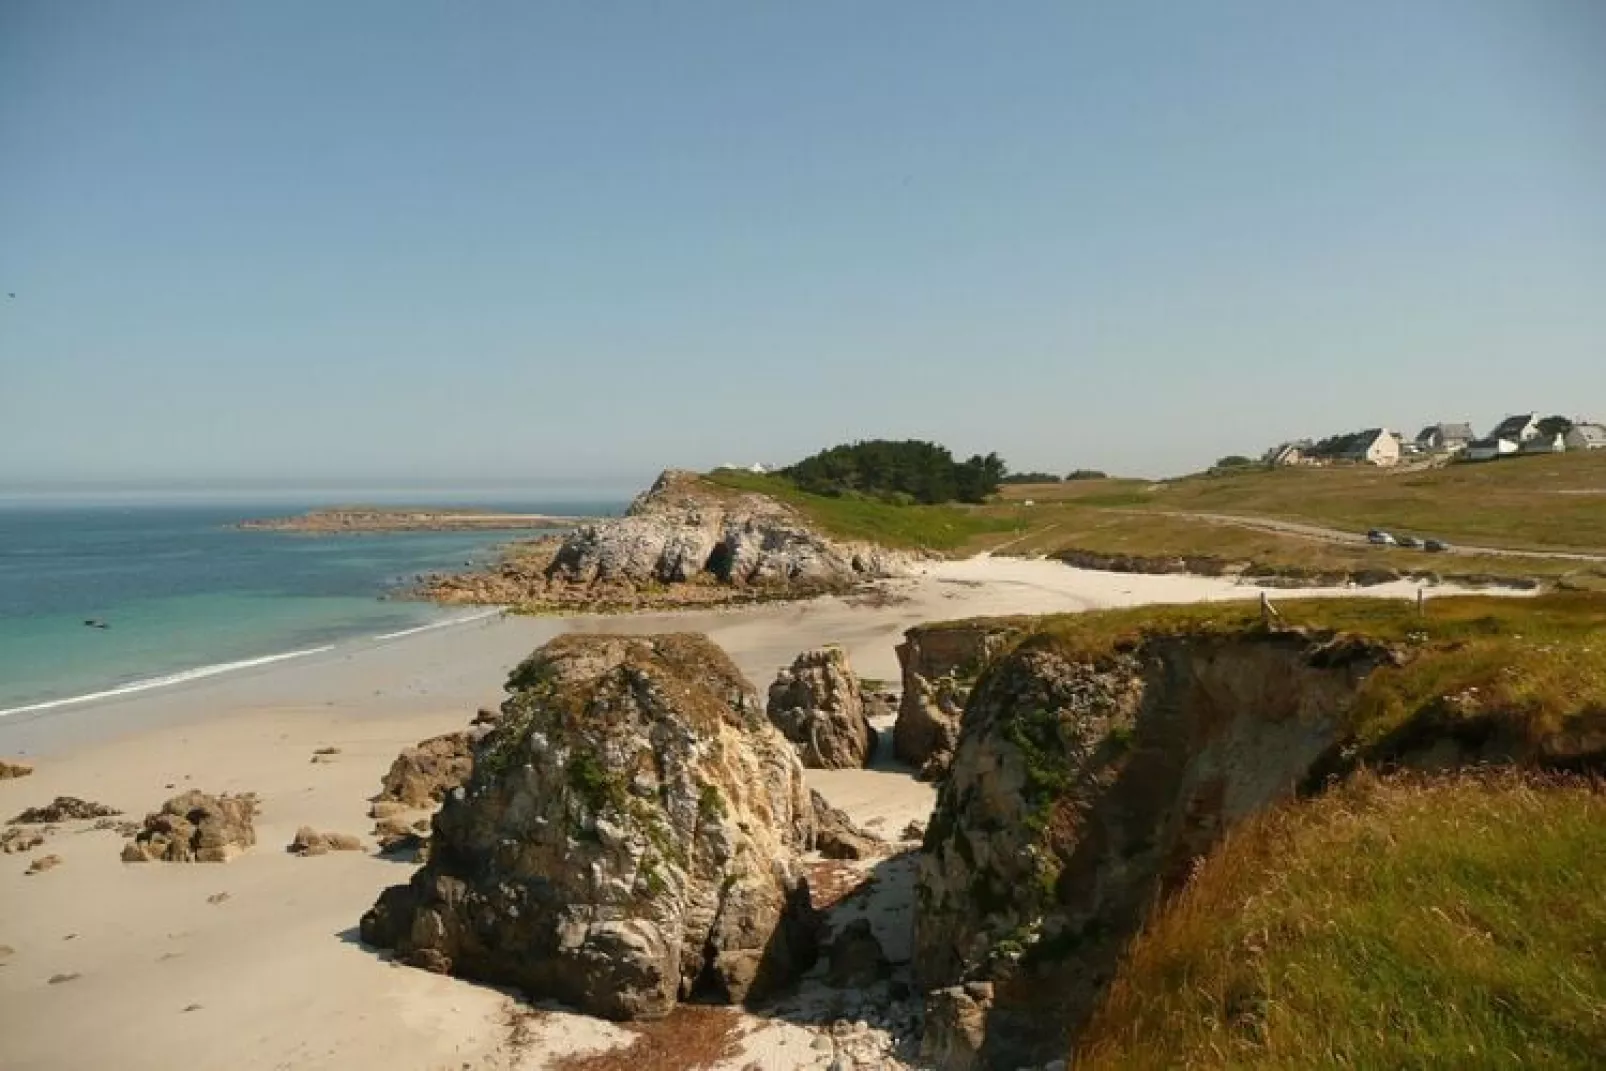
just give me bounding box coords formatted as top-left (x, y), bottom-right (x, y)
top-left (913, 630), bottom-right (1395, 1069)
top-left (360, 633), bottom-right (822, 1020)
top-left (767, 647), bottom-right (879, 769)
top-left (893, 622), bottom-right (1025, 779)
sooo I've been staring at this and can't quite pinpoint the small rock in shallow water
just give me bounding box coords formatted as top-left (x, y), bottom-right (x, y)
top-left (48, 972), bottom-right (80, 985)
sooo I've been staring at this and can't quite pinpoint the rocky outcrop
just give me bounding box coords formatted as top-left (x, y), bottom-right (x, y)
top-left (912, 629), bottom-right (1395, 1068)
top-left (0, 759), bottom-right (33, 780)
top-left (25, 853), bottom-right (62, 875)
top-left (425, 470), bottom-right (908, 610)
top-left (287, 827), bottom-right (364, 855)
top-left (121, 791), bottom-right (258, 863)
top-left (894, 622), bottom-right (1024, 779)
top-left (375, 732), bottom-right (474, 809)
top-left (11, 797), bottom-right (120, 824)
top-left (767, 648), bottom-right (877, 768)
top-left (360, 633), bottom-right (823, 1020)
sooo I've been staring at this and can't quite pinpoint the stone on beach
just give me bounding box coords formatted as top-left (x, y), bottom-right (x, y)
top-left (11, 796), bottom-right (121, 824)
top-left (373, 732), bottom-right (473, 809)
top-left (0, 759), bottom-right (33, 780)
top-left (286, 827), bottom-right (364, 856)
top-left (121, 791), bottom-right (258, 863)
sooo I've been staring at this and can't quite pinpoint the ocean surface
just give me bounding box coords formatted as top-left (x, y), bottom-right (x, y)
top-left (0, 494), bottom-right (626, 717)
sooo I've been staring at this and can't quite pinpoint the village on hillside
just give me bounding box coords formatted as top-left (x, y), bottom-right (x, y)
top-left (1261, 412), bottom-right (1606, 469)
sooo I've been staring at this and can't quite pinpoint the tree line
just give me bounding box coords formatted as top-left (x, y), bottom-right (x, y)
top-left (780, 440), bottom-right (1007, 504)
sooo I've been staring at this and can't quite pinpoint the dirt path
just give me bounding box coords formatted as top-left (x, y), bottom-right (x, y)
top-left (1143, 510), bottom-right (1606, 564)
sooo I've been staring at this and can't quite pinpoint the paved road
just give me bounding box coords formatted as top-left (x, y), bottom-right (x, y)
top-left (1149, 511), bottom-right (1606, 565)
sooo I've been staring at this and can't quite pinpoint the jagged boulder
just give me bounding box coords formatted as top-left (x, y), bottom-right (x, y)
top-left (893, 622), bottom-right (1024, 779)
top-left (374, 732), bottom-right (473, 809)
top-left (360, 633), bottom-right (823, 1020)
top-left (766, 647), bottom-right (876, 768)
top-left (121, 791), bottom-right (258, 863)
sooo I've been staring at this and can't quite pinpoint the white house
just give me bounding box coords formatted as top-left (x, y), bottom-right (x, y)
top-left (1415, 422), bottom-right (1475, 454)
top-left (1487, 413), bottom-right (1541, 444)
top-left (1465, 437), bottom-right (1519, 462)
top-left (1564, 424), bottom-right (1606, 451)
top-left (1342, 428), bottom-right (1401, 466)
top-left (1265, 441), bottom-right (1312, 467)
top-left (1519, 433), bottom-right (1567, 455)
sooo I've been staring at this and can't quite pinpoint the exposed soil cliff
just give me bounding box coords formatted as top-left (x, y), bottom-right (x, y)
top-left (422, 470), bottom-right (909, 610)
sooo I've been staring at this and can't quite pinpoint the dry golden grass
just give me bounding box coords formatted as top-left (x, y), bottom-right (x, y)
top-left (1076, 769), bottom-right (1606, 1069)
top-left (547, 1006), bottom-right (746, 1071)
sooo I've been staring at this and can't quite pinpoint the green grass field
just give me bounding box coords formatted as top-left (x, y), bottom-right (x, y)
top-left (1077, 769), bottom-right (1606, 1069)
top-left (705, 452), bottom-right (1606, 582)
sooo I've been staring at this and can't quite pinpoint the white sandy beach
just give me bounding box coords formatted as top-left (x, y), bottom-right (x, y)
top-left (0, 560), bottom-right (1514, 1070)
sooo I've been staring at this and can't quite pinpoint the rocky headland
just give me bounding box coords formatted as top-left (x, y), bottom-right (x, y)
top-left (419, 469), bottom-right (910, 611)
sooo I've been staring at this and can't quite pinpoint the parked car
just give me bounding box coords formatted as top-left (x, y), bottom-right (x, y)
top-left (1397, 535), bottom-right (1423, 549)
top-left (1367, 529), bottom-right (1397, 546)
top-left (1424, 539), bottom-right (1450, 553)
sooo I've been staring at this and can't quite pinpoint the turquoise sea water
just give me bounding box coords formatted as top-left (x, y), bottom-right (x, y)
top-left (0, 496), bottom-right (623, 715)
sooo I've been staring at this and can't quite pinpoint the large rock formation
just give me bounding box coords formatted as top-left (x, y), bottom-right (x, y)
top-left (893, 622), bottom-right (1024, 779)
top-left (766, 647), bottom-right (877, 769)
top-left (0, 759), bottom-right (33, 780)
top-left (360, 633), bottom-right (823, 1020)
top-left (912, 629), bottom-right (1395, 1068)
top-left (121, 791), bottom-right (258, 863)
top-left (424, 470), bottom-right (907, 609)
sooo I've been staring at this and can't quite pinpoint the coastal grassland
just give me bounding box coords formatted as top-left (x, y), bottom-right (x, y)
top-left (996, 450), bottom-right (1606, 553)
top-left (1075, 769), bottom-right (1606, 1069)
top-left (963, 508), bottom-right (1595, 584)
top-left (705, 469), bottom-right (1017, 550)
top-left (949, 592), bottom-right (1606, 751)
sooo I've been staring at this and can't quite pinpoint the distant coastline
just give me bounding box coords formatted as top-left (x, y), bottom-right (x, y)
top-left (235, 506), bottom-right (592, 533)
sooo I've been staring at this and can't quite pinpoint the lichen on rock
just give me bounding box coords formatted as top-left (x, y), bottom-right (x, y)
top-left (359, 632), bottom-right (824, 1020)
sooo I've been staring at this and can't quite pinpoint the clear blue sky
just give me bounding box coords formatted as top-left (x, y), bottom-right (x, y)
top-left (3, 2), bottom-right (1603, 488)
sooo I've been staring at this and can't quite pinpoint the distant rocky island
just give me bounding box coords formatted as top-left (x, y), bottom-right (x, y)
top-left (236, 507), bottom-right (590, 533)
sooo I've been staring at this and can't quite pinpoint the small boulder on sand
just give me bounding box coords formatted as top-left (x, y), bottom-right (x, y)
top-left (1, 826), bottom-right (47, 854)
top-left (25, 854), bottom-right (62, 875)
top-left (0, 759), bottom-right (33, 780)
top-left (286, 827), bottom-right (363, 856)
top-left (11, 797), bottom-right (120, 824)
top-left (121, 791), bottom-right (258, 863)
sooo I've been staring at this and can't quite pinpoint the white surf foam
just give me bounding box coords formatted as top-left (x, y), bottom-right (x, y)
top-left (0, 645), bottom-right (337, 719)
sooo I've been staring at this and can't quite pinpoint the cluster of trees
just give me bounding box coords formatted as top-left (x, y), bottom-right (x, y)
top-left (781, 440), bottom-right (1006, 504)
top-left (999, 468), bottom-right (1111, 484)
top-left (1538, 415), bottom-right (1574, 437)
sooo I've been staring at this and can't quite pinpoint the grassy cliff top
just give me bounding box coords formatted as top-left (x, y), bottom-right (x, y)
top-left (1077, 769), bottom-right (1606, 1069)
top-left (937, 592), bottom-right (1606, 757)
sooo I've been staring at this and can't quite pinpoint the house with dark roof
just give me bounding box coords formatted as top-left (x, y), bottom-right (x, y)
top-left (1564, 423), bottom-right (1606, 451)
top-left (1487, 413), bottom-right (1540, 444)
top-left (1415, 422), bottom-right (1475, 454)
top-left (1466, 437), bottom-right (1520, 462)
top-left (1520, 432), bottom-right (1567, 455)
top-left (1264, 440), bottom-right (1313, 466)
top-left (1340, 428), bottom-right (1401, 466)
